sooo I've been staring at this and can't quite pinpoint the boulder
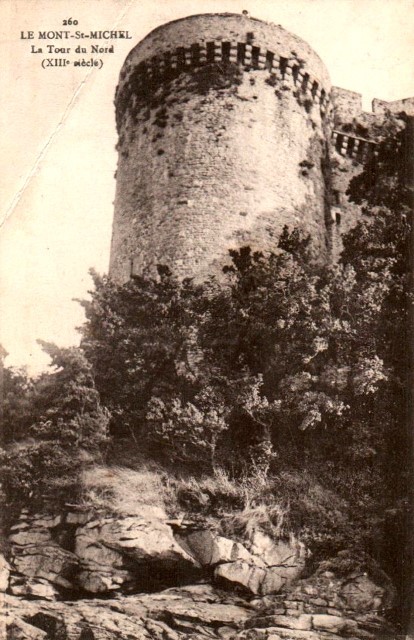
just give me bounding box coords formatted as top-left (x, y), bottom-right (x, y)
top-left (74, 515), bottom-right (203, 594)
top-left (11, 544), bottom-right (78, 589)
top-left (215, 562), bottom-right (267, 595)
top-left (29, 515), bottom-right (61, 529)
top-left (178, 530), bottom-right (263, 568)
top-left (248, 614), bottom-right (313, 631)
top-left (312, 613), bottom-right (358, 634)
top-left (6, 618), bottom-right (48, 640)
top-left (340, 572), bottom-right (393, 612)
top-left (77, 564), bottom-right (132, 593)
top-left (9, 530), bottom-right (52, 546)
top-left (260, 569), bottom-right (284, 596)
top-left (9, 577), bottom-right (57, 600)
top-left (65, 511), bottom-right (93, 526)
top-left (77, 516), bottom-right (200, 568)
top-left (249, 531), bottom-right (306, 583)
top-left (75, 530), bottom-right (124, 568)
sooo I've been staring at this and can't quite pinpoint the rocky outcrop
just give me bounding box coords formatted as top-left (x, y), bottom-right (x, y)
top-left (2, 579), bottom-right (398, 640)
top-left (8, 514), bottom-right (79, 599)
top-left (7, 511), bottom-right (306, 598)
top-left (241, 564), bottom-right (397, 640)
top-left (75, 514), bottom-right (201, 594)
top-left (3, 585), bottom-right (251, 640)
top-left (178, 528), bottom-right (306, 596)
top-left (1, 554), bottom-right (11, 592)
top-left (3, 510), bottom-right (398, 640)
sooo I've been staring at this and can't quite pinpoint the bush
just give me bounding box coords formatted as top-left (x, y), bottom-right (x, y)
top-left (1, 346), bottom-right (110, 518)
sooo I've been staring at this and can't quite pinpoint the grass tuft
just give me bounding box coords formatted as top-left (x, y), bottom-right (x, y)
top-left (80, 464), bottom-right (179, 518)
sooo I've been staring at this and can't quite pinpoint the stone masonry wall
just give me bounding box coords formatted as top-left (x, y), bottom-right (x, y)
top-left (328, 89), bottom-right (411, 259)
top-left (109, 14), bottom-right (332, 282)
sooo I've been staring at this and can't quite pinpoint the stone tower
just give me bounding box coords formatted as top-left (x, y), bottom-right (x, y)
top-left (109, 13), bottom-right (333, 282)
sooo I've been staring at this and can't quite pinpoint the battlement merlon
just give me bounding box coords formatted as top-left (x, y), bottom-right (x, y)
top-left (331, 87), bottom-right (362, 122)
top-left (372, 96), bottom-right (414, 116)
top-left (332, 86), bottom-right (414, 123)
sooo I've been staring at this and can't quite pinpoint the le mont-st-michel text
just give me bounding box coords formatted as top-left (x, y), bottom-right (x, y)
top-left (20, 19), bottom-right (132, 69)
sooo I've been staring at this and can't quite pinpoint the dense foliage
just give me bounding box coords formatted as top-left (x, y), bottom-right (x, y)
top-left (78, 121), bottom-right (410, 569)
top-left (1, 119), bottom-right (410, 609)
top-left (1, 345), bottom-right (109, 517)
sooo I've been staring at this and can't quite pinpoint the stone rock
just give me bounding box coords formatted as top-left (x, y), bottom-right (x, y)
top-left (73, 515), bottom-right (204, 594)
top-left (249, 531), bottom-right (306, 583)
top-left (0, 554), bottom-right (10, 592)
top-left (238, 629), bottom-right (333, 640)
top-left (4, 584), bottom-right (251, 639)
top-left (9, 523), bottom-right (30, 532)
top-left (30, 515), bottom-right (61, 529)
top-left (65, 511), bottom-right (92, 525)
top-left (6, 618), bottom-right (48, 640)
top-left (9, 577), bottom-right (57, 600)
top-left (11, 544), bottom-right (78, 589)
top-left (77, 565), bottom-right (132, 593)
top-left (340, 572), bottom-right (393, 612)
top-left (179, 530), bottom-right (262, 568)
top-left (287, 559), bottom-right (397, 622)
top-left (9, 530), bottom-right (52, 546)
top-left (75, 530), bottom-right (124, 568)
top-left (215, 560), bottom-right (288, 597)
top-left (215, 562), bottom-right (267, 595)
top-left (260, 569), bottom-right (284, 596)
top-left (77, 515), bottom-right (200, 567)
top-left (248, 614), bottom-right (313, 631)
top-left (312, 613), bottom-right (358, 634)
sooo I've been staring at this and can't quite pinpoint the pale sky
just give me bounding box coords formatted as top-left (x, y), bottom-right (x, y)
top-left (1, 0), bottom-right (414, 373)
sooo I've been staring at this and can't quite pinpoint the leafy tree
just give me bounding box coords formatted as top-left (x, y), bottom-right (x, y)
top-left (80, 269), bottom-right (207, 441)
top-left (1, 345), bottom-right (110, 516)
top-left (2, 366), bottom-right (35, 444)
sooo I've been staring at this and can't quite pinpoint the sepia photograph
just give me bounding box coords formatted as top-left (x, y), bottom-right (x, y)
top-left (1, 0), bottom-right (414, 637)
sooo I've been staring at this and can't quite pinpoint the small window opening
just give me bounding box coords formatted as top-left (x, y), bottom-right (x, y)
top-left (279, 56), bottom-right (288, 79)
top-left (206, 42), bottom-right (215, 63)
top-left (265, 51), bottom-right (275, 71)
top-left (336, 211), bottom-right (341, 225)
top-left (301, 72), bottom-right (309, 91)
top-left (335, 134), bottom-right (343, 153)
top-left (222, 41), bottom-right (231, 62)
top-left (190, 43), bottom-right (200, 66)
top-left (311, 80), bottom-right (318, 98)
top-left (237, 42), bottom-right (246, 64)
top-left (246, 31), bottom-right (254, 43)
top-left (252, 46), bottom-right (260, 68)
top-left (292, 65), bottom-right (299, 85)
top-left (265, 51), bottom-right (274, 70)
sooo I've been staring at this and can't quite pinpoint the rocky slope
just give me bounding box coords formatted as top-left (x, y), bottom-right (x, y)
top-left (1, 508), bottom-right (398, 640)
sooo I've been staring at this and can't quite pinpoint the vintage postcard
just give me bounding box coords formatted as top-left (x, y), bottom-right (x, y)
top-left (1, 1), bottom-right (413, 638)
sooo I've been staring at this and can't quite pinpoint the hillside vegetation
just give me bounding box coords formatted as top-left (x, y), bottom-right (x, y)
top-left (1, 121), bottom-right (411, 621)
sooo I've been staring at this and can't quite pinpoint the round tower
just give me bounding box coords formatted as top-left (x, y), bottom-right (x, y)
top-left (110, 13), bottom-right (333, 282)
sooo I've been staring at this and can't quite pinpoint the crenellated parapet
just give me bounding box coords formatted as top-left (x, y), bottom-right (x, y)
top-left (331, 130), bottom-right (378, 162)
top-left (115, 39), bottom-right (331, 133)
